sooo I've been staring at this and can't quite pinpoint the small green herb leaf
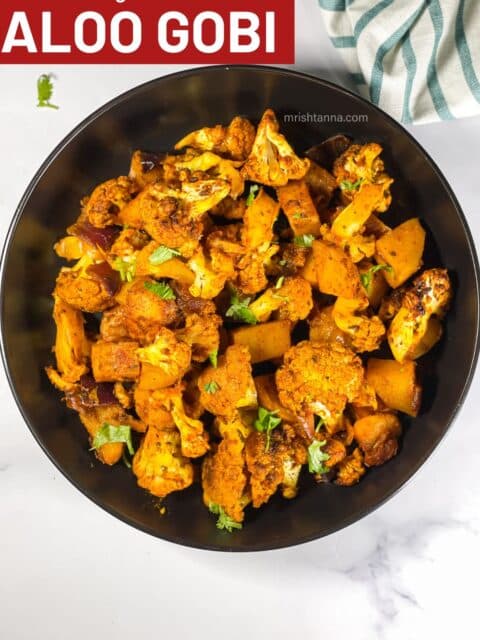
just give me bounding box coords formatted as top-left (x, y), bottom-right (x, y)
top-left (307, 439), bottom-right (330, 474)
top-left (360, 264), bottom-right (393, 291)
top-left (275, 276), bottom-right (285, 290)
top-left (208, 350), bottom-right (218, 368)
top-left (292, 212), bottom-right (304, 219)
top-left (246, 184), bottom-right (260, 206)
top-left (37, 73), bottom-right (59, 110)
top-left (209, 503), bottom-right (242, 532)
top-left (91, 423), bottom-right (134, 456)
top-left (113, 256), bottom-right (137, 282)
top-left (226, 290), bottom-right (257, 325)
top-left (149, 246), bottom-right (181, 265)
top-left (293, 234), bottom-right (315, 248)
top-left (204, 381), bottom-right (219, 394)
top-left (254, 407), bottom-right (282, 452)
top-left (340, 178), bottom-right (363, 192)
top-left (144, 280), bottom-right (176, 300)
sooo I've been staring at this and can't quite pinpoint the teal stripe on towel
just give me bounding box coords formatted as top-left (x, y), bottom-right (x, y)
top-left (427, 1), bottom-right (454, 119)
top-left (318, 0), bottom-right (346, 11)
top-left (331, 36), bottom-right (356, 48)
top-left (353, 0), bottom-right (394, 41)
top-left (401, 32), bottom-right (416, 123)
top-left (455, 0), bottom-right (480, 103)
top-left (370, 5), bottom-right (424, 106)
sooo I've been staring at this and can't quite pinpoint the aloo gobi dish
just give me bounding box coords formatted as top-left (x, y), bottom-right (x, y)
top-left (46, 109), bottom-right (451, 531)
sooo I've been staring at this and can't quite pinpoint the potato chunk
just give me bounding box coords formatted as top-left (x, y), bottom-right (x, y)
top-left (366, 358), bottom-right (422, 417)
top-left (91, 341), bottom-right (140, 382)
top-left (375, 218), bottom-right (425, 288)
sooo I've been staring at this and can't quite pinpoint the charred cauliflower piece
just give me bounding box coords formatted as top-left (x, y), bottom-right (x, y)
top-left (136, 327), bottom-right (192, 386)
top-left (276, 341), bottom-right (364, 424)
top-left (245, 425), bottom-right (306, 507)
top-left (198, 345), bottom-right (257, 418)
top-left (84, 176), bottom-right (136, 228)
top-left (133, 427), bottom-right (194, 498)
top-left (354, 413), bottom-right (401, 467)
top-left (202, 412), bottom-right (252, 524)
top-left (242, 109), bottom-right (310, 187)
top-left (176, 312), bottom-right (222, 362)
top-left (249, 276), bottom-right (313, 323)
top-left (335, 447), bottom-right (366, 486)
top-left (175, 152), bottom-right (244, 199)
top-left (388, 269), bottom-right (451, 362)
top-left (175, 115), bottom-right (256, 161)
top-left (55, 256), bottom-right (120, 313)
top-left (332, 297), bottom-right (386, 352)
top-left (334, 143), bottom-right (393, 212)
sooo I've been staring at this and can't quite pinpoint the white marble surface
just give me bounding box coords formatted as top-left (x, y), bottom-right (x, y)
top-left (1, 2), bottom-right (480, 638)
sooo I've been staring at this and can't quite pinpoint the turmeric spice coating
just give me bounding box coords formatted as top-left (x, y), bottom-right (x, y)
top-left (47, 110), bottom-right (451, 529)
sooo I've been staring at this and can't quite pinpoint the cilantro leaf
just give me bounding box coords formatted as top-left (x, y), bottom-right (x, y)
top-left (254, 407), bottom-right (282, 452)
top-left (144, 280), bottom-right (176, 300)
top-left (225, 290), bottom-right (257, 325)
top-left (204, 381), bottom-right (219, 394)
top-left (113, 256), bottom-right (136, 282)
top-left (246, 184), bottom-right (260, 206)
top-left (340, 178), bottom-right (363, 192)
top-left (208, 350), bottom-right (218, 368)
top-left (292, 212), bottom-right (304, 220)
top-left (37, 74), bottom-right (59, 110)
top-left (294, 234), bottom-right (315, 248)
top-left (149, 246), bottom-right (181, 265)
top-left (209, 503), bottom-right (242, 532)
top-left (275, 276), bottom-right (285, 289)
top-left (360, 264), bottom-right (393, 291)
top-left (91, 423), bottom-right (134, 455)
top-left (307, 439), bottom-right (330, 474)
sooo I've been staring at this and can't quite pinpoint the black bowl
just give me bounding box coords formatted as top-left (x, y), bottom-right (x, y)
top-left (1, 65), bottom-right (479, 551)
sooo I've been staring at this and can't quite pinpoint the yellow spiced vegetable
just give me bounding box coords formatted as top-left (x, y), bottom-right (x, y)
top-left (46, 109), bottom-right (452, 529)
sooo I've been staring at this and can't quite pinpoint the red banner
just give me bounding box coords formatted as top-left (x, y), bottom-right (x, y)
top-left (0, 0), bottom-right (295, 64)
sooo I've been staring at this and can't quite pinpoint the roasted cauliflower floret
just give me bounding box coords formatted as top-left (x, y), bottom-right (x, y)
top-left (276, 341), bottom-right (364, 423)
top-left (175, 152), bottom-right (244, 199)
top-left (176, 312), bottom-right (222, 362)
top-left (245, 426), bottom-right (307, 507)
top-left (84, 176), bottom-right (137, 228)
top-left (202, 412), bottom-right (252, 523)
top-left (354, 413), bottom-right (401, 467)
top-left (133, 427), bottom-right (194, 498)
top-left (198, 345), bottom-right (257, 418)
top-left (188, 245), bottom-right (234, 299)
top-left (136, 327), bottom-right (192, 385)
top-left (242, 109), bottom-right (310, 187)
top-left (175, 115), bottom-right (256, 161)
top-left (48, 296), bottom-right (89, 384)
top-left (334, 143), bottom-right (393, 212)
top-left (129, 150), bottom-right (165, 188)
top-left (123, 278), bottom-right (180, 344)
top-left (236, 244), bottom-right (279, 295)
top-left (55, 257), bottom-right (120, 313)
top-left (119, 186), bottom-right (203, 257)
top-left (249, 276), bottom-right (313, 323)
top-left (332, 297), bottom-right (386, 352)
top-left (388, 268), bottom-right (451, 362)
top-left (335, 447), bottom-right (366, 486)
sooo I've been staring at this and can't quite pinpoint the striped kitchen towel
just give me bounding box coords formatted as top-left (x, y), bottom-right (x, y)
top-left (318, 0), bottom-right (480, 124)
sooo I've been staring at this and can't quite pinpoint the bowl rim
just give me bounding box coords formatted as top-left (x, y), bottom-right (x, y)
top-left (1, 63), bottom-right (479, 552)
